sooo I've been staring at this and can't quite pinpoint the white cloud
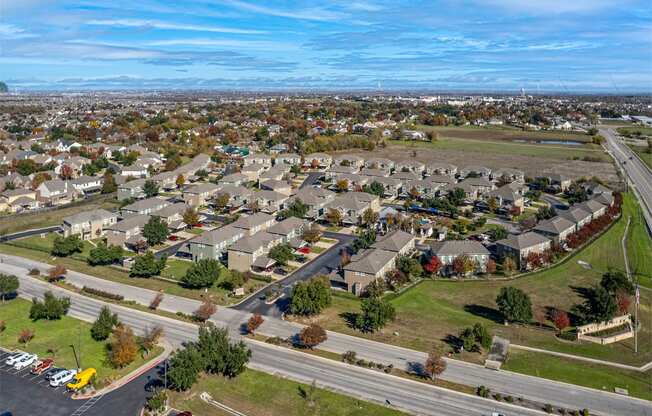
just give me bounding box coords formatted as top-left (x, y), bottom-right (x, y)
top-left (86, 18), bottom-right (265, 34)
top-left (146, 38), bottom-right (295, 50)
top-left (482, 0), bottom-right (620, 14)
top-left (220, 0), bottom-right (348, 21)
top-left (0, 23), bottom-right (37, 39)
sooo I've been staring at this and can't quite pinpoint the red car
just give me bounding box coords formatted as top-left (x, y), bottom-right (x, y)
top-left (31, 358), bottom-right (54, 375)
top-left (168, 235), bottom-right (179, 241)
top-left (298, 247), bottom-right (311, 254)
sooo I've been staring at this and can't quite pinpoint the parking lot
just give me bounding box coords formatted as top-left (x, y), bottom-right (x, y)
top-left (0, 350), bottom-right (165, 416)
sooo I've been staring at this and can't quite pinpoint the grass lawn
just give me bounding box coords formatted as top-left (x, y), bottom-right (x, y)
top-left (0, 195), bottom-right (120, 235)
top-left (617, 126), bottom-right (652, 137)
top-left (295, 194), bottom-right (651, 368)
top-left (310, 245), bottom-right (326, 254)
top-left (0, 243), bottom-right (262, 305)
top-left (389, 136), bottom-right (609, 162)
top-left (628, 144), bottom-right (652, 170)
top-left (0, 298), bottom-right (163, 387)
top-left (7, 234), bottom-right (95, 260)
top-left (187, 228), bottom-right (205, 235)
top-left (503, 350), bottom-right (652, 401)
top-left (161, 258), bottom-right (193, 280)
top-left (168, 368), bottom-right (407, 416)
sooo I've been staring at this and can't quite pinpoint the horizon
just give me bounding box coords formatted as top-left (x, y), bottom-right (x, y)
top-left (1, 1), bottom-right (652, 93)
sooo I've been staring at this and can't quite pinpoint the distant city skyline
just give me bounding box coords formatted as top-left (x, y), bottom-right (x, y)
top-left (1, 0), bottom-right (651, 92)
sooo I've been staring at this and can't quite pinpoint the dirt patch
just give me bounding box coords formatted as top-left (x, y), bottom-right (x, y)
top-left (338, 145), bottom-right (619, 184)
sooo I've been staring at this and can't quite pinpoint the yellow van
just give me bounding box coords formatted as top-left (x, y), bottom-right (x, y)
top-left (66, 368), bottom-right (97, 391)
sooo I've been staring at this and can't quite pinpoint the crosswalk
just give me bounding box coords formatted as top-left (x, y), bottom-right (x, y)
top-left (70, 394), bottom-right (104, 416)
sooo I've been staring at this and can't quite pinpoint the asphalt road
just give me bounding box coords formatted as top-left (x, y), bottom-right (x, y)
top-left (601, 127), bottom-right (652, 232)
top-left (11, 271), bottom-right (548, 416)
top-left (232, 231), bottom-right (356, 317)
top-left (0, 225), bottom-right (62, 242)
top-left (4, 256), bottom-right (650, 416)
top-left (300, 172), bottom-right (323, 189)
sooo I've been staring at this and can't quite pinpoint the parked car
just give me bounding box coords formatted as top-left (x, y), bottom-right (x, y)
top-left (67, 368), bottom-right (97, 391)
top-left (273, 267), bottom-right (288, 276)
top-left (43, 367), bottom-right (65, 380)
top-left (31, 358), bottom-right (54, 375)
top-left (5, 352), bottom-right (29, 366)
top-left (14, 354), bottom-right (38, 370)
top-left (49, 369), bottom-right (78, 387)
top-left (168, 235), bottom-right (179, 241)
top-left (297, 246), bottom-right (311, 254)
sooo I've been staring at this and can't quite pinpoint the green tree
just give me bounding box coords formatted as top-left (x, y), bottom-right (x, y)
top-left (577, 286), bottom-right (618, 323)
top-left (489, 226), bottom-right (508, 241)
top-left (280, 198), bottom-right (309, 219)
top-left (356, 297), bottom-right (396, 332)
top-left (90, 306), bottom-right (119, 341)
top-left (472, 323), bottom-right (493, 350)
top-left (142, 216), bottom-right (169, 246)
top-left (496, 287), bottom-right (532, 324)
top-left (290, 276), bottom-right (332, 316)
top-left (362, 181), bottom-right (384, 197)
top-left (0, 274), bottom-right (19, 303)
top-left (102, 170), bottom-right (118, 194)
top-left (396, 256), bottom-right (423, 279)
top-left (182, 207), bottom-right (200, 227)
top-left (600, 270), bottom-right (634, 295)
top-left (29, 291), bottom-right (70, 321)
top-left (168, 345), bottom-right (203, 391)
top-left (87, 243), bottom-right (123, 266)
top-left (181, 259), bottom-right (221, 289)
top-left (459, 327), bottom-right (477, 351)
top-left (196, 324), bottom-right (251, 378)
top-left (51, 235), bottom-right (83, 257)
top-left (268, 244), bottom-right (295, 266)
top-left (143, 180), bottom-right (159, 198)
top-left (130, 252), bottom-right (166, 277)
top-left (362, 208), bottom-right (379, 229)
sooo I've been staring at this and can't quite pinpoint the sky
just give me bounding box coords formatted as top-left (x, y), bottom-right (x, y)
top-left (1, 0), bottom-right (651, 92)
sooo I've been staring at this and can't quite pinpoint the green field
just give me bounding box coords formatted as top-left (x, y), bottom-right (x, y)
top-left (6, 234), bottom-right (96, 260)
top-left (296, 194), bottom-right (651, 369)
top-left (416, 125), bottom-right (592, 143)
top-left (617, 126), bottom-right (652, 137)
top-left (0, 195), bottom-right (120, 235)
top-left (503, 350), bottom-right (652, 401)
top-left (0, 298), bottom-right (162, 387)
top-left (161, 258), bottom-right (193, 280)
top-left (0, 243), bottom-right (263, 305)
top-left (390, 137), bottom-right (609, 162)
top-left (169, 368), bottom-right (406, 416)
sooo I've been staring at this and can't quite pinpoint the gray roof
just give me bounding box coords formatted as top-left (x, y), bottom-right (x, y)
top-left (429, 240), bottom-right (490, 256)
top-left (122, 197), bottom-right (169, 213)
top-left (576, 199), bottom-right (606, 215)
top-left (63, 209), bottom-right (116, 225)
top-left (190, 225), bottom-right (244, 246)
top-left (230, 212), bottom-right (275, 231)
top-left (184, 182), bottom-right (219, 195)
top-left (229, 231), bottom-right (278, 253)
top-left (371, 229), bottom-right (414, 252)
top-left (107, 214), bottom-right (150, 232)
top-left (118, 178), bottom-right (146, 190)
top-left (561, 206), bottom-right (592, 223)
top-left (152, 202), bottom-right (189, 218)
top-left (267, 217), bottom-right (307, 236)
top-left (496, 232), bottom-right (550, 251)
top-left (344, 249), bottom-right (396, 274)
top-left (534, 216), bottom-right (575, 234)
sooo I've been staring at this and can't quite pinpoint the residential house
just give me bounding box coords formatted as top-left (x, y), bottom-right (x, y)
top-left (343, 249), bottom-right (397, 295)
top-left (333, 155), bottom-right (365, 169)
top-left (332, 173), bottom-right (369, 191)
top-left (187, 225), bottom-right (246, 261)
top-left (241, 164), bottom-right (266, 182)
top-left (533, 216), bottom-right (576, 244)
top-left (395, 160), bottom-right (425, 175)
top-left (117, 178), bottom-right (147, 201)
top-left (183, 183), bottom-right (220, 207)
top-left (496, 232), bottom-right (551, 268)
top-left (326, 191), bottom-right (380, 225)
top-left (425, 163), bottom-right (457, 177)
top-left (491, 168), bottom-right (525, 183)
top-left (62, 209), bottom-right (117, 240)
top-left (560, 206), bottom-right (593, 230)
top-left (250, 190), bottom-right (288, 213)
top-left (303, 153), bottom-right (332, 169)
top-left (0, 189), bottom-right (39, 212)
top-left (575, 199), bottom-right (607, 220)
top-left (359, 168), bottom-right (390, 178)
top-left (260, 179), bottom-right (292, 196)
top-left (260, 166), bottom-right (288, 182)
top-left (486, 184), bottom-right (525, 210)
top-left (70, 175), bottom-right (103, 194)
top-left (267, 217), bottom-right (308, 247)
top-left (274, 153), bottom-right (301, 166)
top-left (105, 214), bottom-right (150, 249)
top-left (151, 202), bottom-right (191, 231)
top-left (429, 240), bottom-right (491, 275)
top-left (220, 173), bottom-right (248, 187)
top-left (120, 163), bottom-right (149, 179)
top-left (364, 158), bottom-right (395, 171)
top-left (371, 229), bottom-right (415, 256)
top-left (368, 176), bottom-right (402, 198)
top-left (227, 231), bottom-right (284, 272)
top-left (326, 165), bottom-right (360, 180)
top-left (213, 185), bottom-right (252, 209)
top-left (120, 197), bottom-right (170, 217)
top-left (243, 153), bottom-right (272, 168)
top-left (286, 187), bottom-right (335, 219)
top-left (37, 179), bottom-right (79, 206)
top-left (230, 212), bottom-right (276, 236)
top-left (459, 166), bottom-right (491, 179)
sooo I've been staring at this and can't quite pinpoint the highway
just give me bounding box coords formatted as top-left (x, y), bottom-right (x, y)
top-left (3, 254), bottom-right (650, 416)
top-left (9, 264), bottom-right (546, 416)
top-left (600, 127), bottom-right (652, 233)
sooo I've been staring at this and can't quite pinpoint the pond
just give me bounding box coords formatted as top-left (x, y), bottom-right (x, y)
top-left (512, 139), bottom-right (584, 146)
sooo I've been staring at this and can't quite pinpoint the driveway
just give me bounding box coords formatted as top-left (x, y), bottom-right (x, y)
top-left (299, 172), bottom-right (322, 189)
top-left (231, 231), bottom-right (356, 317)
top-left (540, 193), bottom-right (569, 211)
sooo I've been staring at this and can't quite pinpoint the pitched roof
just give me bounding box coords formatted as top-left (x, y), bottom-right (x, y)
top-left (63, 209), bottom-right (116, 225)
top-left (371, 229), bottom-right (414, 252)
top-left (107, 214), bottom-right (150, 232)
top-left (496, 232), bottom-right (550, 251)
top-left (189, 225), bottom-right (244, 246)
top-left (344, 249), bottom-right (396, 274)
top-left (561, 206), bottom-right (592, 223)
top-left (267, 217), bottom-right (307, 236)
top-left (230, 212), bottom-right (275, 230)
top-left (534, 216), bottom-right (575, 234)
top-left (429, 240), bottom-right (490, 256)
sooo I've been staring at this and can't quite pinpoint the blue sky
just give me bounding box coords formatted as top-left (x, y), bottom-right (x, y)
top-left (1, 0), bottom-right (651, 92)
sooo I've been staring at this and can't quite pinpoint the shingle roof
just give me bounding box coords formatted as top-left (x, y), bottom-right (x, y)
top-left (429, 240), bottom-right (490, 256)
top-left (230, 212), bottom-right (275, 230)
top-left (344, 249), bottom-right (396, 274)
top-left (496, 232), bottom-right (550, 251)
top-left (63, 209), bottom-right (115, 225)
top-left (371, 229), bottom-right (414, 252)
top-left (190, 225), bottom-right (244, 246)
top-left (534, 216), bottom-right (575, 234)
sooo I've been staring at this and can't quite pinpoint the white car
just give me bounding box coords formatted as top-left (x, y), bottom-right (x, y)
top-left (4, 352), bottom-right (29, 366)
top-left (49, 369), bottom-right (78, 387)
top-left (13, 353), bottom-right (38, 370)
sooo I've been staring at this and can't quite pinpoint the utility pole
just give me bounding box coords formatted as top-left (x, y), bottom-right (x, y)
top-left (70, 344), bottom-right (81, 370)
top-left (635, 284), bottom-right (639, 354)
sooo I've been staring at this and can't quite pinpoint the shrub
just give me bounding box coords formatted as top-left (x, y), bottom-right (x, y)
top-left (149, 293), bottom-right (164, 310)
top-left (18, 328), bottom-right (34, 345)
top-left (29, 291), bottom-right (70, 321)
top-left (28, 268), bottom-right (40, 276)
top-left (265, 336), bottom-right (284, 346)
top-left (82, 286), bottom-right (124, 301)
top-left (544, 404), bottom-right (553, 414)
top-left (145, 390), bottom-right (167, 414)
top-left (246, 314), bottom-right (264, 334)
top-left (341, 350), bottom-right (357, 364)
top-left (476, 385), bottom-right (490, 398)
top-left (299, 324), bottom-right (327, 349)
top-left (0, 320), bottom-right (5, 332)
top-left (108, 324), bottom-right (138, 368)
top-left (193, 300), bottom-right (217, 322)
top-left (494, 393), bottom-right (502, 401)
top-left (505, 395), bottom-right (514, 403)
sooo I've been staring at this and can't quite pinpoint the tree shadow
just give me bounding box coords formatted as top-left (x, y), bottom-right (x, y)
top-left (442, 334), bottom-right (461, 350)
top-left (463, 304), bottom-right (503, 323)
top-left (339, 311), bottom-right (359, 329)
top-left (407, 361), bottom-right (426, 378)
top-left (569, 285), bottom-right (593, 300)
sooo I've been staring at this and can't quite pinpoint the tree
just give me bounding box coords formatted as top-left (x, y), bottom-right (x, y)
top-left (0, 274), bottom-right (19, 303)
top-left (362, 208), bottom-right (379, 229)
top-left (130, 251), bottom-right (166, 277)
top-left (335, 179), bottom-right (349, 192)
top-left (290, 276), bottom-right (332, 316)
top-left (600, 270), bottom-right (634, 295)
top-left (247, 314), bottom-right (264, 334)
top-left (489, 226), bottom-right (508, 241)
top-left (88, 243), bottom-right (123, 266)
top-left (551, 309), bottom-right (570, 334)
top-left (280, 198), bottom-right (309, 219)
top-left (496, 287), bottom-right (532, 324)
top-left (472, 323), bottom-right (493, 350)
top-left (194, 299), bottom-right (217, 322)
top-left (502, 257), bottom-right (517, 276)
top-left (423, 255), bottom-right (442, 275)
top-left (299, 324), bottom-right (327, 349)
top-left (29, 291), bottom-right (70, 321)
top-left (396, 256), bottom-right (423, 280)
top-left (143, 180), bottom-right (159, 198)
top-left (452, 255), bottom-right (475, 277)
top-left (109, 324), bottom-right (138, 368)
top-left (18, 329), bottom-right (35, 345)
top-left (459, 327), bottom-right (477, 351)
top-left (268, 244), bottom-right (295, 266)
top-left (487, 197), bottom-right (498, 213)
top-left (91, 306), bottom-right (119, 341)
top-left (175, 174), bottom-right (185, 188)
top-left (142, 216), bottom-right (169, 246)
top-left (51, 235), bottom-right (83, 257)
top-left (486, 259), bottom-right (497, 274)
top-left (214, 193), bottom-right (230, 212)
top-left (101, 171), bottom-right (117, 194)
top-left (302, 224), bottom-right (322, 244)
top-left (168, 345), bottom-right (203, 391)
top-left (183, 207), bottom-right (200, 227)
top-left (577, 286), bottom-right (617, 323)
top-left (196, 323), bottom-right (251, 378)
top-left (362, 181), bottom-right (384, 197)
top-left (140, 326), bottom-right (163, 355)
top-left (616, 291), bottom-right (632, 315)
top-left (356, 297), bottom-right (395, 332)
top-left (182, 258), bottom-right (221, 288)
top-left (351, 229), bottom-right (376, 253)
top-left (60, 164), bottom-right (74, 180)
top-left (325, 208), bottom-right (342, 226)
top-left (424, 351), bottom-right (447, 380)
